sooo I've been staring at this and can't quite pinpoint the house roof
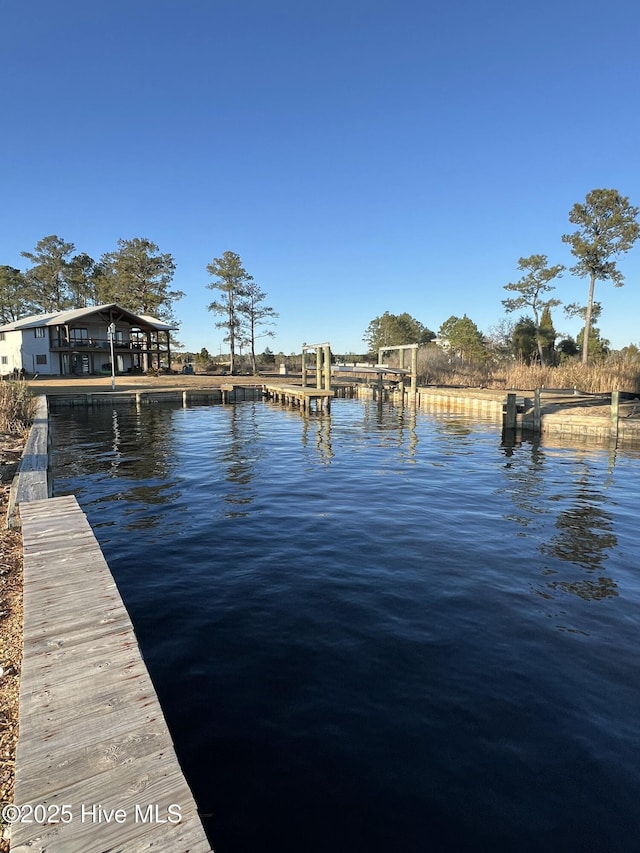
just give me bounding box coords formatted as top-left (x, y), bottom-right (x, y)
top-left (0, 304), bottom-right (174, 333)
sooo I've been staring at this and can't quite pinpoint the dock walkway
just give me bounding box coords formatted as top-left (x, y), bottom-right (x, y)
top-left (12, 495), bottom-right (212, 853)
top-left (262, 383), bottom-right (334, 411)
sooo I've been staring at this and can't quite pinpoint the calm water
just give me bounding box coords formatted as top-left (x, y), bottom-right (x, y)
top-left (49, 400), bottom-right (640, 853)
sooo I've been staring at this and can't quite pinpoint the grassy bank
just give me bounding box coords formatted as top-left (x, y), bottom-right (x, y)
top-left (415, 350), bottom-right (640, 394)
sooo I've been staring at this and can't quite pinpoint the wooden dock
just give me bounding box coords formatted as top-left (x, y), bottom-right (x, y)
top-left (262, 383), bottom-right (334, 412)
top-left (12, 495), bottom-right (212, 853)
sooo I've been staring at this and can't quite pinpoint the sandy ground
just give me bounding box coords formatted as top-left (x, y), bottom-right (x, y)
top-left (27, 372), bottom-right (286, 396)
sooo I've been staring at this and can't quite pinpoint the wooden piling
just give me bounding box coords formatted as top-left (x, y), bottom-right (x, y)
top-left (410, 346), bottom-right (417, 396)
top-left (323, 344), bottom-right (331, 391)
top-left (534, 389), bottom-right (541, 432)
top-left (504, 393), bottom-right (517, 429)
top-left (611, 389), bottom-right (620, 441)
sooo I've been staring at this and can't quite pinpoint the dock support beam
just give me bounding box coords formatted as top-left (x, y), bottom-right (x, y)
top-left (301, 342), bottom-right (332, 391)
top-left (323, 344), bottom-right (331, 391)
top-left (611, 390), bottom-right (620, 441)
top-left (504, 393), bottom-right (517, 430)
top-left (410, 346), bottom-right (417, 396)
top-left (377, 343), bottom-right (419, 400)
top-left (533, 389), bottom-right (541, 432)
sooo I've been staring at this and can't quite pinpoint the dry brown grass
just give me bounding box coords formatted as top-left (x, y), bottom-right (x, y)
top-left (415, 348), bottom-right (640, 394)
top-left (0, 382), bottom-right (37, 435)
top-left (499, 361), bottom-right (640, 394)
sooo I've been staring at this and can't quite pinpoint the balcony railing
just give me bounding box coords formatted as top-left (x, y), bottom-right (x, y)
top-left (49, 338), bottom-right (169, 351)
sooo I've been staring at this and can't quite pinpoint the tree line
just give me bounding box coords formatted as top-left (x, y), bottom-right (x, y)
top-left (363, 189), bottom-right (640, 366)
top-left (1, 238), bottom-right (278, 375)
top-left (0, 235), bottom-right (183, 324)
top-left (3, 188), bottom-right (637, 372)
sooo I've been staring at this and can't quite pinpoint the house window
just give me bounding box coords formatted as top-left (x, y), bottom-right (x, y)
top-left (34, 327), bottom-right (46, 338)
top-left (1, 356), bottom-right (7, 365)
top-left (0, 332), bottom-right (5, 341)
top-left (36, 354), bottom-right (47, 365)
top-left (70, 328), bottom-right (88, 344)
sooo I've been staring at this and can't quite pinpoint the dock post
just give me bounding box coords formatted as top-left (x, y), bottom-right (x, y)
top-left (323, 344), bottom-right (331, 390)
top-left (398, 348), bottom-right (405, 400)
top-left (611, 390), bottom-right (619, 441)
top-left (410, 346), bottom-right (417, 396)
top-left (301, 350), bottom-right (307, 387)
top-left (316, 350), bottom-right (322, 389)
top-left (504, 393), bottom-right (517, 429)
top-left (533, 389), bottom-right (541, 433)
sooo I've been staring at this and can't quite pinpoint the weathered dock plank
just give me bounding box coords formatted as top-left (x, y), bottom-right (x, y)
top-left (7, 396), bottom-right (50, 527)
top-left (13, 496), bottom-right (213, 853)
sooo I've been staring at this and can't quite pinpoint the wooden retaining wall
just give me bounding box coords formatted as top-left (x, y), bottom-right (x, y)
top-left (349, 384), bottom-right (640, 445)
top-left (7, 396), bottom-right (50, 528)
top-left (351, 384), bottom-right (503, 416)
top-left (48, 387), bottom-right (263, 409)
top-left (12, 495), bottom-right (212, 852)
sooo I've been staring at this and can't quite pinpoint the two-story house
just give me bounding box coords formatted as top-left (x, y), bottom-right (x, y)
top-left (0, 304), bottom-right (175, 376)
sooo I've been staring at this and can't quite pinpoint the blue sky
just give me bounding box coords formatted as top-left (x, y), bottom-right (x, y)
top-left (2, 0), bottom-right (640, 355)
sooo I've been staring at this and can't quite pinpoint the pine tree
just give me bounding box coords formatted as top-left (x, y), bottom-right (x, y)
top-left (562, 189), bottom-right (639, 363)
top-left (206, 251), bottom-right (252, 375)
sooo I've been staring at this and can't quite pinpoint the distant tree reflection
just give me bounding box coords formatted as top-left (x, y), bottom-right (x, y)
top-left (547, 576), bottom-right (618, 601)
top-left (539, 465), bottom-right (619, 601)
top-left (498, 442), bottom-right (620, 604)
top-left (541, 493), bottom-right (617, 571)
top-left (220, 404), bottom-right (260, 515)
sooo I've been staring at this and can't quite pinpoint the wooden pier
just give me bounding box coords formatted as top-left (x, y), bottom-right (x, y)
top-left (262, 383), bottom-right (334, 412)
top-left (12, 495), bottom-right (212, 853)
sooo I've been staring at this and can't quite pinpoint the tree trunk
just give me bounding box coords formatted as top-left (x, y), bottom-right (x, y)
top-left (229, 331), bottom-right (235, 375)
top-left (582, 273), bottom-right (596, 364)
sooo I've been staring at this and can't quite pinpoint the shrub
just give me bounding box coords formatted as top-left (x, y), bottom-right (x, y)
top-left (0, 381), bottom-right (38, 434)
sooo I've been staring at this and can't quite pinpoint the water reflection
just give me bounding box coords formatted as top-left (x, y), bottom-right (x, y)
top-left (219, 404), bottom-right (262, 517)
top-left (498, 440), bottom-right (620, 606)
top-left (110, 410), bottom-right (122, 474)
top-left (301, 412), bottom-right (334, 463)
top-left (540, 461), bottom-right (618, 584)
top-left (51, 406), bottom-right (176, 484)
top-left (359, 401), bottom-right (419, 459)
top-left (50, 406), bottom-right (181, 533)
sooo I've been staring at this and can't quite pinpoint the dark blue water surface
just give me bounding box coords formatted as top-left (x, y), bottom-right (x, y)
top-left (49, 400), bottom-right (640, 853)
